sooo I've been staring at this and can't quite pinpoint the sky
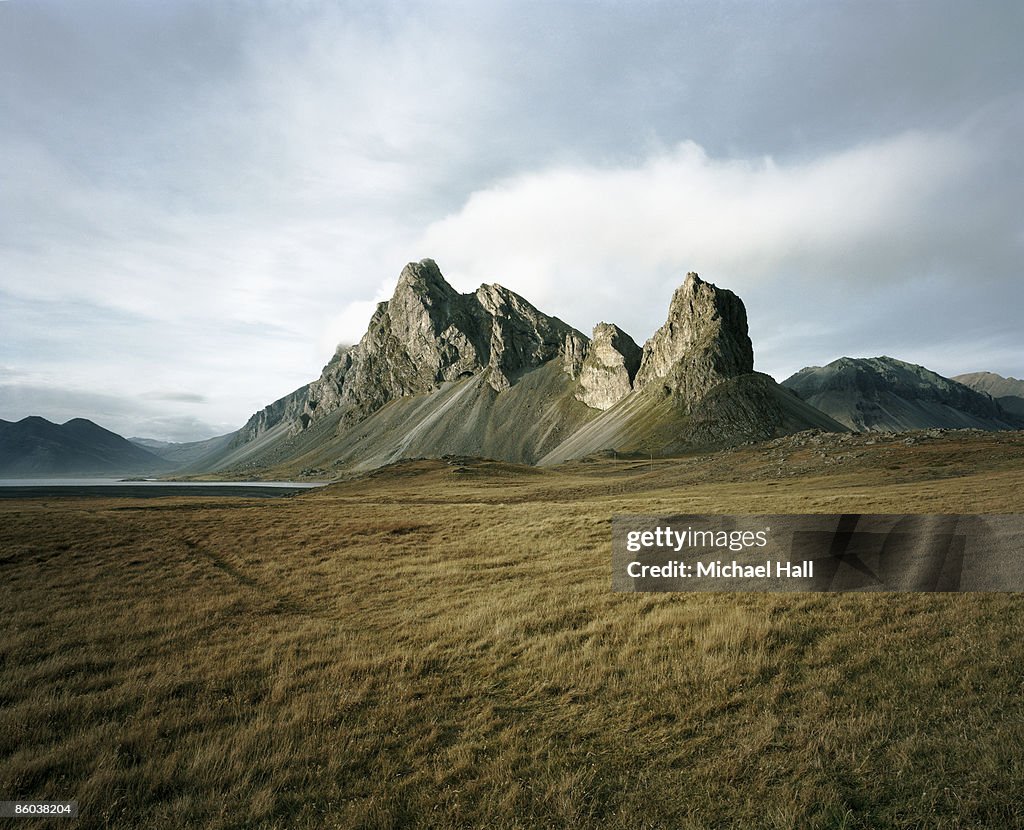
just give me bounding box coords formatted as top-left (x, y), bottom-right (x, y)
top-left (2, 0), bottom-right (1022, 441)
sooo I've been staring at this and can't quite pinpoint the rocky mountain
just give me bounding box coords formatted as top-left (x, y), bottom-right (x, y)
top-left (196, 260), bottom-right (845, 475)
top-left (953, 371), bottom-right (1024, 419)
top-left (538, 274), bottom-right (844, 465)
top-left (194, 260), bottom-right (591, 472)
top-left (782, 357), bottom-right (1024, 432)
top-left (0, 417), bottom-right (173, 477)
top-left (633, 273), bottom-right (753, 396)
top-left (242, 259), bottom-right (588, 438)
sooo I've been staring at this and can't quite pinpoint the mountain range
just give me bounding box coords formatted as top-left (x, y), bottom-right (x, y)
top-left (187, 260), bottom-right (843, 476)
top-left (0, 416), bottom-right (171, 477)
top-left (3, 260), bottom-right (1022, 478)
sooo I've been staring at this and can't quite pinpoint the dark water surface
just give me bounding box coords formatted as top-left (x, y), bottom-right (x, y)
top-left (0, 479), bottom-right (326, 499)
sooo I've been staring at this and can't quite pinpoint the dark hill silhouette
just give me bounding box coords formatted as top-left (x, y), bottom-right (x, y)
top-left (0, 416), bottom-right (173, 477)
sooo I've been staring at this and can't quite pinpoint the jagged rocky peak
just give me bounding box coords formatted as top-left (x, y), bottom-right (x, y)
top-left (368, 259), bottom-right (588, 394)
top-left (634, 272), bottom-right (754, 404)
top-left (255, 259), bottom-right (591, 439)
top-left (575, 322), bottom-right (642, 410)
top-left (472, 281), bottom-right (588, 390)
top-left (386, 259), bottom-right (478, 370)
top-left (357, 258), bottom-right (485, 388)
top-left (396, 257), bottom-right (450, 293)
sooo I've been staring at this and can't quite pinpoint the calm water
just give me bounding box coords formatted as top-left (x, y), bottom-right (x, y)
top-left (0, 479), bottom-right (326, 499)
top-left (0, 479), bottom-right (324, 488)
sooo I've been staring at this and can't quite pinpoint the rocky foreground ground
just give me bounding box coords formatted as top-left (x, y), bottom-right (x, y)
top-left (711, 427), bottom-right (1024, 482)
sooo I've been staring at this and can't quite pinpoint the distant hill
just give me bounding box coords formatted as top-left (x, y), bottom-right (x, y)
top-left (129, 433), bottom-right (235, 469)
top-left (0, 417), bottom-right (172, 477)
top-left (953, 371), bottom-right (1024, 419)
top-left (782, 357), bottom-right (1024, 432)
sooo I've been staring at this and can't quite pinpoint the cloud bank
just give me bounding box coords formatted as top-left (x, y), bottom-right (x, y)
top-left (421, 129), bottom-right (1020, 379)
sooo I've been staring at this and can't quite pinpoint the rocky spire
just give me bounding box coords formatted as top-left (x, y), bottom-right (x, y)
top-left (575, 322), bottom-right (642, 410)
top-left (634, 272), bottom-right (754, 405)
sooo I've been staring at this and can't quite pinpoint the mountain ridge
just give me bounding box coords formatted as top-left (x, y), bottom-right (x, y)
top-left (0, 416), bottom-right (173, 477)
top-left (953, 371), bottom-right (1024, 419)
top-left (782, 356), bottom-right (1024, 432)
top-left (193, 260), bottom-right (846, 476)
top-left (10, 272), bottom-right (1021, 478)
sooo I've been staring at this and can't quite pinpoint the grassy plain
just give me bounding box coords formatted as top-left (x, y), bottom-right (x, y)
top-left (2, 431), bottom-right (1024, 828)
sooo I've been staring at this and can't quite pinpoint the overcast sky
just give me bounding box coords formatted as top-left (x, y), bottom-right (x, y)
top-left (2, 0), bottom-right (1022, 441)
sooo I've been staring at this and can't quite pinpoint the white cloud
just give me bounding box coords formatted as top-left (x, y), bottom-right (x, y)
top-left (420, 133), bottom-right (979, 333)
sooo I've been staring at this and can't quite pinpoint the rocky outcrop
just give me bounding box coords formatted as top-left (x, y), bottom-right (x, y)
top-left (573, 272), bottom-right (753, 413)
top-left (783, 357), bottom-right (1024, 432)
top-left (471, 281), bottom-right (589, 390)
top-left (575, 323), bottom-right (642, 410)
top-left (231, 383), bottom-right (312, 447)
top-left (297, 346), bottom-right (354, 429)
top-left (633, 272), bottom-right (754, 406)
top-left (336, 260), bottom-right (587, 418)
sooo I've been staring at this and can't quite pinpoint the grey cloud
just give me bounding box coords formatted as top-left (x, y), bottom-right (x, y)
top-left (0, 367), bottom-right (27, 382)
top-left (1, 1), bottom-right (1021, 432)
top-left (141, 392), bottom-right (208, 404)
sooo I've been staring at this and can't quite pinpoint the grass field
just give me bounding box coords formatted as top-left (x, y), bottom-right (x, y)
top-left (2, 432), bottom-right (1024, 828)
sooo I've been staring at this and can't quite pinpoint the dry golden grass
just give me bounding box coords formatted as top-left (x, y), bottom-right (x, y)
top-left (2, 433), bottom-right (1024, 828)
